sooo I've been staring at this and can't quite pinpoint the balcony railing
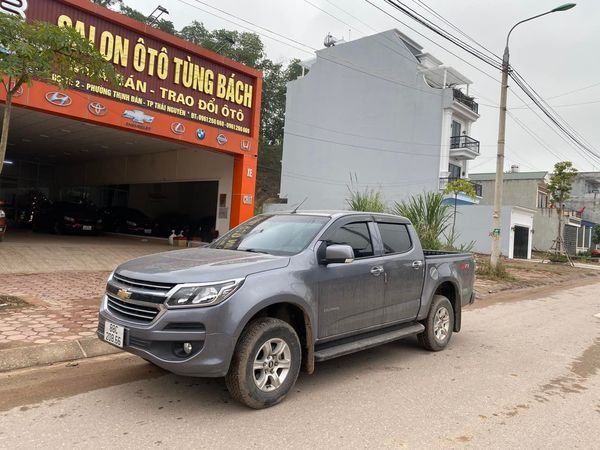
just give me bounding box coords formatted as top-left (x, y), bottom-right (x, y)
top-left (450, 135), bottom-right (480, 154)
top-left (440, 176), bottom-right (483, 197)
top-left (452, 88), bottom-right (479, 114)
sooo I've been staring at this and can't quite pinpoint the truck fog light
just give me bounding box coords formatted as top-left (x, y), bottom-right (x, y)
top-left (183, 342), bottom-right (193, 354)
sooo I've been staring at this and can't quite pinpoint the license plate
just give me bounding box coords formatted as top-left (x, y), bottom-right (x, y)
top-left (144, 229), bottom-right (152, 234)
top-left (83, 225), bottom-right (92, 231)
top-left (104, 320), bottom-right (125, 348)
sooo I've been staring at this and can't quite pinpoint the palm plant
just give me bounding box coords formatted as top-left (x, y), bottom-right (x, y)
top-left (391, 192), bottom-right (451, 250)
top-left (346, 174), bottom-right (385, 213)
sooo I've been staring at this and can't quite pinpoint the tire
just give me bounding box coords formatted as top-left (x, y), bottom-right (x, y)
top-left (225, 318), bottom-right (301, 409)
top-left (419, 295), bottom-right (454, 352)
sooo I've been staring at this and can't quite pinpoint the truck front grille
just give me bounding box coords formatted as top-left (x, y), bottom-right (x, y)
top-left (105, 274), bottom-right (175, 323)
top-left (106, 295), bottom-right (160, 323)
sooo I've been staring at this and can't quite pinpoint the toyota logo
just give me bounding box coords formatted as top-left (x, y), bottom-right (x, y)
top-left (88, 102), bottom-right (107, 116)
top-left (171, 122), bottom-right (186, 135)
top-left (45, 92), bottom-right (72, 107)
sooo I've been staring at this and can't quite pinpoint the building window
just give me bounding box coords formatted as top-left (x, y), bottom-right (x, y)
top-left (448, 163), bottom-right (461, 179)
top-left (537, 189), bottom-right (548, 208)
top-left (451, 120), bottom-right (462, 137)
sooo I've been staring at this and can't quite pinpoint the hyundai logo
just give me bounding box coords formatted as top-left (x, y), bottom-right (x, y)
top-left (45, 92), bottom-right (72, 107)
top-left (88, 102), bottom-right (107, 117)
top-left (122, 109), bottom-right (154, 124)
top-left (196, 129), bottom-right (206, 140)
top-left (171, 122), bottom-right (186, 135)
top-left (216, 134), bottom-right (228, 145)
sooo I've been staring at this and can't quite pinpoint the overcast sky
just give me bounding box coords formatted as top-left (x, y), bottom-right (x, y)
top-left (126, 0), bottom-right (600, 174)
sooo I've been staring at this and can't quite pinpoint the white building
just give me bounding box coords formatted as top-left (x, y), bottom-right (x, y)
top-left (276, 29), bottom-right (482, 210)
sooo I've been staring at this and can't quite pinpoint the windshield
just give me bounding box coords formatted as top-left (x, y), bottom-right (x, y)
top-left (210, 214), bottom-right (329, 256)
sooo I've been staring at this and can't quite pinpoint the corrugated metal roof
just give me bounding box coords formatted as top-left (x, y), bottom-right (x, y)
top-left (469, 171), bottom-right (548, 181)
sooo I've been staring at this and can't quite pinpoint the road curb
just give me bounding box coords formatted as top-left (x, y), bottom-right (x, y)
top-left (0, 337), bottom-right (121, 373)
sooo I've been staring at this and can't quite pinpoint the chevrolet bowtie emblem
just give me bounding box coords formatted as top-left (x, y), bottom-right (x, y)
top-left (117, 289), bottom-right (131, 300)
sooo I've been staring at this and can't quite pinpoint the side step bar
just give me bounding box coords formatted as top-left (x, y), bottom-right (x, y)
top-left (314, 323), bottom-right (425, 362)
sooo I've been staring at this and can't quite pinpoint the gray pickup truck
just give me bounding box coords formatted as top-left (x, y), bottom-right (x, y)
top-left (98, 211), bottom-right (475, 408)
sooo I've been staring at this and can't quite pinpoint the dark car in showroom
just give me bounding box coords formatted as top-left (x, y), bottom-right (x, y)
top-left (100, 207), bottom-right (156, 235)
top-left (32, 201), bottom-right (103, 234)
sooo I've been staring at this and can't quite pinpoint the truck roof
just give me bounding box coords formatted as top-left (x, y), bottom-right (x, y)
top-left (266, 210), bottom-right (411, 224)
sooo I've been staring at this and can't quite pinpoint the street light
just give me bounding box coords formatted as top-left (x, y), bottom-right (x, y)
top-left (489, 3), bottom-right (576, 270)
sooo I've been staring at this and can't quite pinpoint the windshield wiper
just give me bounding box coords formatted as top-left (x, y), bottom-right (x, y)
top-left (240, 248), bottom-right (269, 254)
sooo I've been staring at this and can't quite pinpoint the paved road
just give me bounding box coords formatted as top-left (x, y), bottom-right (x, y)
top-left (1, 283), bottom-right (599, 449)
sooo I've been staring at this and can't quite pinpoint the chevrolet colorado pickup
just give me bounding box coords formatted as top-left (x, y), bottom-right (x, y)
top-left (98, 211), bottom-right (475, 408)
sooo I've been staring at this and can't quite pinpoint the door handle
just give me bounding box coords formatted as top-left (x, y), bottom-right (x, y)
top-left (370, 266), bottom-right (384, 276)
top-left (412, 260), bottom-right (424, 269)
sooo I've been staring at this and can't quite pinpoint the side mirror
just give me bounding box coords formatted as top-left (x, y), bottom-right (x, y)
top-left (324, 244), bottom-right (355, 264)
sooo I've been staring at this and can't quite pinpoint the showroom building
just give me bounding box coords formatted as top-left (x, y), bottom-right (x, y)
top-left (0, 0), bottom-right (262, 238)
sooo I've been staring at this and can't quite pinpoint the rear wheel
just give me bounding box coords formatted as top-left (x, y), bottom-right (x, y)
top-left (419, 295), bottom-right (454, 351)
top-left (225, 318), bottom-right (301, 409)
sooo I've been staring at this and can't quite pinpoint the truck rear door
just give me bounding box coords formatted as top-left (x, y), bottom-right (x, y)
top-left (374, 221), bottom-right (425, 323)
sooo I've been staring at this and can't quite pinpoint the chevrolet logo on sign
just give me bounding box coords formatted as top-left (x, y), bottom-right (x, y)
top-left (117, 289), bottom-right (132, 300)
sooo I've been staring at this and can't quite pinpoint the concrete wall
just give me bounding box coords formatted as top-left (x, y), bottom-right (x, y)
top-left (54, 148), bottom-right (233, 235)
top-left (452, 205), bottom-right (533, 258)
top-left (475, 179), bottom-right (539, 209)
top-left (565, 172), bottom-right (600, 224)
top-left (532, 207), bottom-right (559, 252)
top-left (280, 30), bottom-right (444, 210)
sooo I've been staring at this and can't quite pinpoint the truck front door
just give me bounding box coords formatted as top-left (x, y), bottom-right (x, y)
top-left (317, 220), bottom-right (385, 338)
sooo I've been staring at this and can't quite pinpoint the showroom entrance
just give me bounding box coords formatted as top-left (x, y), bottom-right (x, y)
top-left (0, 0), bottom-right (262, 241)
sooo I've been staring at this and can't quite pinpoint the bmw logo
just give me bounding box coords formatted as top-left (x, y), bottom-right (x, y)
top-left (196, 129), bottom-right (206, 140)
top-left (216, 134), bottom-right (228, 145)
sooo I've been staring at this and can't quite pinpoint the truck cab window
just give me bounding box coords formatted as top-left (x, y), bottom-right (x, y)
top-left (377, 223), bottom-right (412, 254)
top-left (329, 222), bottom-right (374, 258)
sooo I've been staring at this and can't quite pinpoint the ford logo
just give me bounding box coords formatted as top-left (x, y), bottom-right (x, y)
top-left (196, 129), bottom-right (206, 140)
top-left (88, 101), bottom-right (107, 116)
top-left (45, 92), bottom-right (72, 107)
top-left (216, 134), bottom-right (228, 145)
top-left (171, 122), bottom-right (186, 135)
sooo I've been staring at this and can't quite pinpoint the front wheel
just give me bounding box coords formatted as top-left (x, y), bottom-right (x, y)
top-left (225, 318), bottom-right (301, 409)
top-left (419, 295), bottom-right (454, 351)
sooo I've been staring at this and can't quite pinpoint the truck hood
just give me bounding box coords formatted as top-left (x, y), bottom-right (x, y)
top-left (116, 247), bottom-right (290, 284)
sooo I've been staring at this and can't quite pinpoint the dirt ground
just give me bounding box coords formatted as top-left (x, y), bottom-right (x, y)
top-left (474, 255), bottom-right (600, 299)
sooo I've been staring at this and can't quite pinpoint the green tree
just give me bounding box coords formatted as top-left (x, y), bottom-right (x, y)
top-left (391, 192), bottom-right (451, 250)
top-left (547, 161), bottom-right (578, 253)
top-left (91, 0), bottom-right (122, 7)
top-left (0, 14), bottom-right (120, 174)
top-left (444, 178), bottom-right (477, 240)
top-left (119, 5), bottom-right (176, 34)
top-left (592, 224), bottom-right (600, 245)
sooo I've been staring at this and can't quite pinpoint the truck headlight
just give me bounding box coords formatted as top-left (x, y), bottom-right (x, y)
top-left (166, 279), bottom-right (244, 308)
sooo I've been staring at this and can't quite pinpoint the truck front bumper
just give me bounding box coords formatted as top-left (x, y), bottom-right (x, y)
top-left (97, 296), bottom-right (236, 377)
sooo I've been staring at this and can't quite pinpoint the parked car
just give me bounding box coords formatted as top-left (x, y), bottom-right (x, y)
top-left (591, 248), bottom-right (600, 257)
top-left (98, 211), bottom-right (475, 408)
top-left (0, 202), bottom-right (6, 241)
top-left (100, 207), bottom-right (156, 235)
top-left (32, 201), bottom-right (103, 234)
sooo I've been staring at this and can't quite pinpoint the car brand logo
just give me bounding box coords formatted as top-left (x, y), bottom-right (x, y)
top-left (122, 109), bottom-right (154, 124)
top-left (240, 140), bottom-right (251, 151)
top-left (116, 289), bottom-right (131, 300)
top-left (216, 134), bottom-right (228, 145)
top-left (196, 129), bottom-right (206, 140)
top-left (45, 92), bottom-right (72, 107)
top-left (88, 101), bottom-right (107, 116)
top-left (171, 122), bottom-right (186, 135)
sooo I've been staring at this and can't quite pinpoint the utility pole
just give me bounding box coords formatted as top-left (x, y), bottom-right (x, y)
top-left (490, 3), bottom-right (576, 271)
